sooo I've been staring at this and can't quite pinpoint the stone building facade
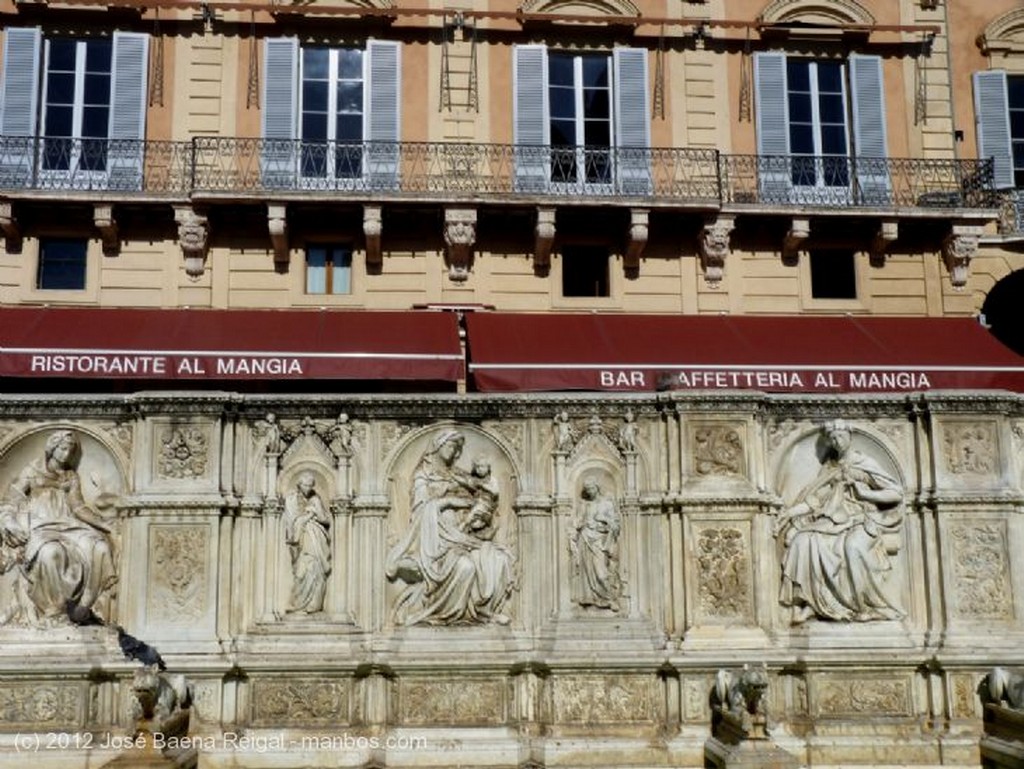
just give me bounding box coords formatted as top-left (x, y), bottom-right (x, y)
top-left (0, 1), bottom-right (1023, 768)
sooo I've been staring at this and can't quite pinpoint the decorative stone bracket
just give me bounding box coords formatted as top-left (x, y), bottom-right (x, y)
top-left (174, 206), bottom-right (210, 280)
top-left (870, 220), bottom-right (898, 266)
top-left (93, 205), bottom-right (119, 256)
top-left (534, 207), bottom-right (555, 273)
top-left (364, 205), bottom-right (383, 270)
top-left (942, 223), bottom-right (982, 289)
top-left (700, 214), bottom-right (734, 287)
top-left (444, 207), bottom-right (477, 282)
top-left (0, 200), bottom-right (21, 253)
top-left (267, 203), bottom-right (288, 265)
top-left (782, 217), bottom-right (810, 264)
top-left (624, 208), bottom-right (649, 273)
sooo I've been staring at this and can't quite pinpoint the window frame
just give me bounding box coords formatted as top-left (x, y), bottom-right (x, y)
top-left (298, 46), bottom-right (366, 185)
top-left (304, 243), bottom-right (353, 296)
top-left (786, 58), bottom-right (851, 192)
top-left (547, 51), bottom-right (614, 192)
top-left (28, 237), bottom-right (99, 302)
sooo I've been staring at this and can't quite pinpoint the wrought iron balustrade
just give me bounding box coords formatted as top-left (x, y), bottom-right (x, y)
top-left (0, 135), bottom-right (999, 214)
top-left (720, 154), bottom-right (997, 209)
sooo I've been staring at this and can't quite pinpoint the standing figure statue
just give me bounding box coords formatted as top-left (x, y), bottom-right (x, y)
top-left (553, 411), bottom-right (576, 453)
top-left (570, 479), bottom-right (622, 611)
top-left (0, 430), bottom-right (117, 626)
top-left (775, 420), bottom-right (905, 624)
top-left (282, 472), bottom-right (331, 614)
top-left (385, 431), bottom-right (515, 625)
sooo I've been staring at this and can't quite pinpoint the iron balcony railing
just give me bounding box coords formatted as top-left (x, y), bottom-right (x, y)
top-left (0, 135), bottom-right (999, 212)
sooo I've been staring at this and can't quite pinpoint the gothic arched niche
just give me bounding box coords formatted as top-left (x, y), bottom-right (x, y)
top-left (519, 0), bottom-right (640, 19)
top-left (758, 0), bottom-right (875, 26)
top-left (978, 8), bottom-right (1024, 57)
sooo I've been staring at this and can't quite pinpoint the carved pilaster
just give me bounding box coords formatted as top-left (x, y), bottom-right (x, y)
top-left (0, 200), bottom-right (21, 253)
top-left (364, 205), bottom-right (382, 270)
top-left (699, 214), bottom-right (734, 286)
top-left (942, 224), bottom-right (982, 289)
top-left (624, 208), bottom-right (649, 272)
top-left (174, 206), bottom-right (210, 280)
top-left (93, 205), bottom-right (119, 256)
top-left (870, 219), bottom-right (898, 267)
top-left (782, 217), bottom-right (810, 264)
top-left (267, 203), bottom-right (288, 265)
top-left (534, 207), bottom-right (555, 273)
top-left (444, 207), bottom-right (477, 282)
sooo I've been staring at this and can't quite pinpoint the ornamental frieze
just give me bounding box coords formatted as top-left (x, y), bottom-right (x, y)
top-left (251, 679), bottom-right (350, 727)
top-left (950, 521), bottom-right (1013, 620)
top-left (399, 678), bottom-right (505, 726)
top-left (149, 525), bottom-right (209, 622)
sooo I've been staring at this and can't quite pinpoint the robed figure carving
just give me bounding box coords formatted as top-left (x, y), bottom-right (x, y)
top-left (385, 431), bottom-right (515, 626)
top-left (283, 472), bottom-right (331, 614)
top-left (570, 479), bottom-right (622, 611)
top-left (775, 421), bottom-right (905, 624)
top-left (0, 431), bottom-right (117, 626)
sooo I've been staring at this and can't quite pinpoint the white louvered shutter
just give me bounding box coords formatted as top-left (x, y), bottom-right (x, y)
top-left (754, 52), bottom-right (791, 202)
top-left (261, 37), bottom-right (299, 188)
top-left (974, 70), bottom-right (1014, 190)
top-left (513, 44), bottom-right (548, 193)
top-left (366, 39), bottom-right (401, 190)
top-left (108, 32), bottom-right (149, 191)
top-left (0, 27), bottom-right (41, 187)
top-left (849, 54), bottom-right (890, 205)
top-left (614, 47), bottom-right (651, 196)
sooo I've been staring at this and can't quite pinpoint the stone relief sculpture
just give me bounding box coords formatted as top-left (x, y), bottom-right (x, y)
top-left (570, 479), bottom-right (622, 612)
top-left (328, 413), bottom-right (355, 459)
top-left (386, 430), bottom-right (516, 625)
top-left (254, 412), bottom-right (283, 455)
top-left (283, 472), bottom-right (331, 614)
top-left (983, 667), bottom-right (1024, 710)
top-left (618, 410), bottom-right (638, 453)
top-left (130, 664), bottom-right (194, 740)
top-left (553, 411), bottom-right (578, 453)
top-left (0, 430), bottom-right (118, 627)
top-left (774, 420), bottom-right (905, 624)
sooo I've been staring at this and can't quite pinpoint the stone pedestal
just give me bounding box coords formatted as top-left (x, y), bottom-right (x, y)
top-left (705, 710), bottom-right (799, 769)
top-left (981, 704), bottom-right (1024, 769)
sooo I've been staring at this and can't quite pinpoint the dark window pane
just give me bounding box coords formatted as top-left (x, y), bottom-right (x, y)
top-left (45, 106), bottom-right (74, 137)
top-left (583, 119), bottom-right (610, 146)
top-left (562, 245), bottom-right (609, 297)
top-left (550, 146), bottom-right (576, 182)
top-left (337, 48), bottom-right (362, 79)
top-left (820, 124), bottom-right (847, 155)
top-left (81, 107), bottom-right (109, 139)
top-left (84, 73), bottom-right (111, 106)
top-left (335, 144), bottom-right (362, 178)
top-left (822, 155), bottom-right (849, 186)
top-left (303, 48), bottom-right (329, 79)
top-left (42, 137), bottom-right (71, 170)
top-left (301, 145), bottom-right (328, 177)
top-left (85, 39), bottom-right (112, 72)
top-left (790, 124), bottom-right (815, 154)
top-left (550, 119), bottom-right (575, 147)
top-left (302, 81), bottom-right (328, 113)
top-left (1013, 141), bottom-right (1024, 168)
top-left (335, 114), bottom-right (362, 143)
top-left (37, 239), bottom-right (87, 290)
top-left (48, 40), bottom-right (77, 71)
top-left (1008, 76), bottom-right (1024, 108)
top-left (791, 155), bottom-right (817, 186)
top-left (549, 86), bottom-right (575, 120)
top-left (580, 56), bottom-right (608, 88)
top-left (810, 249), bottom-right (857, 299)
top-left (818, 94), bottom-right (846, 124)
top-left (584, 148), bottom-right (611, 183)
top-left (788, 93), bottom-right (812, 124)
top-left (816, 62), bottom-right (843, 93)
top-left (548, 54), bottom-right (574, 86)
top-left (301, 113), bottom-right (328, 141)
top-left (582, 88), bottom-right (609, 118)
top-left (337, 81), bottom-right (363, 113)
top-left (1011, 111), bottom-right (1024, 141)
top-left (787, 59), bottom-right (810, 91)
top-left (80, 138), bottom-right (107, 171)
top-left (47, 72), bottom-right (75, 105)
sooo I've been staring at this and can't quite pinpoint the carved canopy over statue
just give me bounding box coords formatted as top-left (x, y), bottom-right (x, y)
top-left (775, 420), bottom-right (905, 624)
top-left (385, 430), bottom-right (516, 626)
top-left (0, 430), bottom-right (118, 627)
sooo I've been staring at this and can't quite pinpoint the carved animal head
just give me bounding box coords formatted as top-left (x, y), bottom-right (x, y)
top-left (132, 665), bottom-right (162, 720)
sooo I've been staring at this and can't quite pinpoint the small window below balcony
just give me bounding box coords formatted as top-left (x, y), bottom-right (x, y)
top-left (561, 245), bottom-right (610, 297)
top-left (37, 238), bottom-right (88, 290)
top-left (809, 249), bottom-right (857, 300)
top-left (306, 244), bottom-right (352, 295)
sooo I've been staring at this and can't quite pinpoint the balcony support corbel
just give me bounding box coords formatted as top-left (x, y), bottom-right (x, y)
top-left (93, 205), bottom-right (119, 256)
top-left (783, 217), bottom-right (810, 264)
top-left (364, 205), bottom-right (383, 271)
top-left (0, 200), bottom-right (22, 253)
top-left (942, 223), bottom-right (982, 289)
top-left (624, 208), bottom-right (649, 275)
top-left (870, 220), bottom-right (898, 266)
top-left (534, 207), bottom-right (556, 274)
top-left (699, 214), bottom-right (734, 287)
top-left (444, 207), bottom-right (476, 282)
top-left (174, 205), bottom-right (210, 280)
top-left (267, 203), bottom-right (288, 266)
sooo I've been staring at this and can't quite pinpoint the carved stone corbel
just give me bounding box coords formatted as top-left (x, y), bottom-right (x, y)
top-left (0, 200), bottom-right (21, 253)
top-left (534, 207), bottom-right (555, 273)
top-left (782, 217), bottom-right (810, 264)
top-left (870, 220), bottom-right (898, 266)
top-left (364, 205), bottom-right (382, 271)
top-left (93, 205), bottom-right (119, 256)
top-left (942, 224), bottom-right (982, 289)
top-left (699, 214), bottom-right (734, 286)
top-left (267, 203), bottom-right (288, 265)
top-left (444, 207), bottom-right (476, 282)
top-left (624, 208), bottom-right (649, 273)
top-left (174, 206), bottom-right (210, 280)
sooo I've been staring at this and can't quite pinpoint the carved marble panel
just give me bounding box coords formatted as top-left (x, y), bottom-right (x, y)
top-left (252, 678), bottom-right (350, 727)
top-left (950, 521), bottom-right (1013, 620)
top-left (552, 674), bottom-right (657, 723)
top-left (683, 675), bottom-right (713, 722)
top-left (943, 422), bottom-right (998, 477)
top-left (693, 523), bottom-right (753, 623)
top-left (0, 682), bottom-right (81, 728)
top-left (813, 675), bottom-right (912, 717)
top-left (950, 673), bottom-right (978, 719)
top-left (148, 525), bottom-right (209, 622)
top-left (692, 425), bottom-right (744, 477)
top-left (156, 426), bottom-right (210, 480)
top-left (398, 678), bottom-right (505, 725)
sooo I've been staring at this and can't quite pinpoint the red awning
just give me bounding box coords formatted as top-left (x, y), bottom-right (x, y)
top-left (465, 313), bottom-right (1024, 393)
top-left (0, 307), bottom-right (464, 382)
